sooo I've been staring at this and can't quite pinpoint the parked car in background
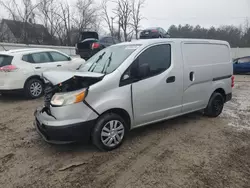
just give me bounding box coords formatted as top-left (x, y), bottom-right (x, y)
top-left (233, 56), bottom-right (250, 74)
top-left (139, 27), bottom-right (170, 39)
top-left (75, 31), bottom-right (120, 60)
top-left (34, 39), bottom-right (233, 151)
top-left (0, 48), bottom-right (85, 99)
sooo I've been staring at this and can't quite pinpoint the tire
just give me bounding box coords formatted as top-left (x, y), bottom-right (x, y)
top-left (24, 78), bottom-right (44, 99)
top-left (204, 92), bottom-right (224, 117)
top-left (92, 113), bottom-right (128, 151)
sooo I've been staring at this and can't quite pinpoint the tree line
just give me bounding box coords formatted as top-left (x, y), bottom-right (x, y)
top-left (168, 24), bottom-right (250, 48)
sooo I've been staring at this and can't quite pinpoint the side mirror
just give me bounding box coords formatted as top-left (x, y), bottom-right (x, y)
top-left (68, 56), bottom-right (72, 61)
top-left (138, 63), bottom-right (150, 79)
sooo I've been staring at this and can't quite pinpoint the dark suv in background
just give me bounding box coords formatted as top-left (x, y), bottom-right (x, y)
top-left (76, 31), bottom-right (120, 60)
top-left (139, 27), bottom-right (170, 39)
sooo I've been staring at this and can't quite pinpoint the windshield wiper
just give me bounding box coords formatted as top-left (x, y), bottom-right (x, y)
top-left (101, 52), bottom-right (113, 74)
top-left (76, 63), bottom-right (83, 70)
top-left (88, 52), bottom-right (106, 72)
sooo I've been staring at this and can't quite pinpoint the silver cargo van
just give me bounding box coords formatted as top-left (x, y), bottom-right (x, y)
top-left (34, 39), bottom-right (234, 151)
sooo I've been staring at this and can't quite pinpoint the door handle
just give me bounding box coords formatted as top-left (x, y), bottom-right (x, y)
top-left (166, 76), bottom-right (175, 83)
top-left (57, 65), bottom-right (62, 67)
top-left (35, 67), bottom-right (41, 69)
top-left (189, 72), bottom-right (195, 81)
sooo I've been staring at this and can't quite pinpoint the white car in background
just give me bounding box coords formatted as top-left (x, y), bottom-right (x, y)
top-left (0, 48), bottom-right (85, 99)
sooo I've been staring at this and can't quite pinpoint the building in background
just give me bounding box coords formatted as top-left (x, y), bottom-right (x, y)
top-left (0, 19), bottom-right (52, 45)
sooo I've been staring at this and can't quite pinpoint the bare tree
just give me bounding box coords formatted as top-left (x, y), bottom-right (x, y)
top-left (114, 0), bottom-right (133, 41)
top-left (0, 20), bottom-right (11, 43)
top-left (101, 0), bottom-right (114, 37)
top-left (37, 0), bottom-right (61, 41)
top-left (52, 2), bottom-right (71, 46)
top-left (131, 0), bottom-right (145, 39)
top-left (74, 0), bottom-right (98, 32)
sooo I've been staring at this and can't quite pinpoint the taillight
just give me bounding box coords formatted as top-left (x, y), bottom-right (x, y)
top-left (91, 42), bottom-right (100, 50)
top-left (0, 65), bottom-right (18, 72)
top-left (231, 75), bottom-right (235, 88)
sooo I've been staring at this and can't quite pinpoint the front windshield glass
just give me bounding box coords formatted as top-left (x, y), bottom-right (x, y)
top-left (79, 44), bottom-right (141, 74)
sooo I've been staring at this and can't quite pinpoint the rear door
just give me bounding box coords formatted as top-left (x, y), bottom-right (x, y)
top-left (26, 52), bottom-right (57, 76)
top-left (48, 51), bottom-right (73, 70)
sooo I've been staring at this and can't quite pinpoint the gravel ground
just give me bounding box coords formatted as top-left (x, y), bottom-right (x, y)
top-left (0, 75), bottom-right (250, 188)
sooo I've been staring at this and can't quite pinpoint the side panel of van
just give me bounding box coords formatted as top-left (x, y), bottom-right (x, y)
top-left (181, 42), bottom-right (231, 113)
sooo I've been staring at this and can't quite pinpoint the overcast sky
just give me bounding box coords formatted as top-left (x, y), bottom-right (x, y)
top-left (141, 0), bottom-right (250, 29)
top-left (1, 0), bottom-right (250, 31)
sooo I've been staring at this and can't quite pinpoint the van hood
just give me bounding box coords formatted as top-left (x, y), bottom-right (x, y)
top-left (42, 70), bottom-right (104, 85)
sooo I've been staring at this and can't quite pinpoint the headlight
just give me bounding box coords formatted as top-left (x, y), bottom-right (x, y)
top-left (51, 89), bottom-right (87, 106)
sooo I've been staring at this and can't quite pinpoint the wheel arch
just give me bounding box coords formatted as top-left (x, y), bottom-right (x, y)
top-left (99, 108), bottom-right (131, 130)
top-left (23, 75), bottom-right (44, 88)
top-left (214, 88), bottom-right (226, 101)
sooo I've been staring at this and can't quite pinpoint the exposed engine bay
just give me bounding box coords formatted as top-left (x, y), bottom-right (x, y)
top-left (43, 76), bottom-right (103, 109)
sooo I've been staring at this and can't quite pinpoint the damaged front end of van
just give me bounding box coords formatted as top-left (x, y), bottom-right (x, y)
top-left (34, 70), bottom-right (104, 144)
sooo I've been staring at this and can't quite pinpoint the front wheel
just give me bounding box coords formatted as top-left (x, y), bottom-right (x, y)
top-left (204, 92), bottom-right (224, 117)
top-left (92, 113), bottom-right (128, 151)
top-left (24, 78), bottom-right (44, 99)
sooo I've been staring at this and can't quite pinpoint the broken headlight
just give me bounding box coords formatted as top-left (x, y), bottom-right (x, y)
top-left (50, 88), bottom-right (87, 106)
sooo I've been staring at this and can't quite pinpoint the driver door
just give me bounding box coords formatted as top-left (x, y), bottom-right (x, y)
top-left (121, 43), bottom-right (183, 127)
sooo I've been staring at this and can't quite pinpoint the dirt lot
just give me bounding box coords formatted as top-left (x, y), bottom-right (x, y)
top-left (1, 75), bottom-right (250, 188)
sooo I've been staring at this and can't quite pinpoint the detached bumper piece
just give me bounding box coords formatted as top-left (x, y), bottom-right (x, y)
top-left (34, 109), bottom-right (95, 144)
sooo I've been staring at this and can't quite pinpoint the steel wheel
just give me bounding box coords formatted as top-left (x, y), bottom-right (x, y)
top-left (101, 120), bottom-right (125, 147)
top-left (204, 92), bottom-right (224, 117)
top-left (30, 81), bottom-right (43, 97)
top-left (212, 96), bottom-right (223, 113)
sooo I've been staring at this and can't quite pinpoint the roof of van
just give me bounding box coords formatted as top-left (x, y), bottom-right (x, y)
top-left (115, 38), bottom-right (230, 47)
top-left (0, 48), bottom-right (61, 55)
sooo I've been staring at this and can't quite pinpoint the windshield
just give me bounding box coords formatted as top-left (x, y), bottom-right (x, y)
top-left (79, 44), bottom-right (141, 74)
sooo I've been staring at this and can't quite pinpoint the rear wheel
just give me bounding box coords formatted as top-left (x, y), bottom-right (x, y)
top-left (92, 113), bottom-right (128, 151)
top-left (24, 78), bottom-right (44, 99)
top-left (204, 92), bottom-right (224, 117)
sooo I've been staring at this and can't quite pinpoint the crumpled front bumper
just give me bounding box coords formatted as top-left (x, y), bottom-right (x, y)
top-left (34, 107), bottom-right (96, 144)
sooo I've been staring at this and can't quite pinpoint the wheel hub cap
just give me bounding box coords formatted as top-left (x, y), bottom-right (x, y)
top-left (101, 120), bottom-right (125, 147)
top-left (30, 82), bottom-right (42, 97)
